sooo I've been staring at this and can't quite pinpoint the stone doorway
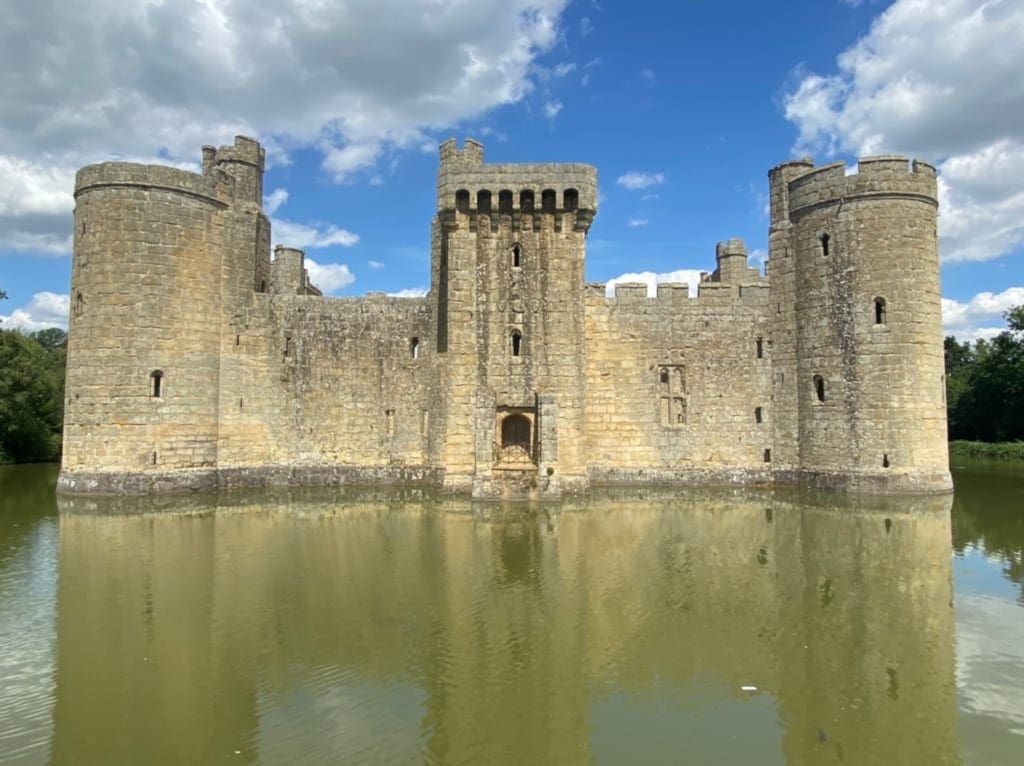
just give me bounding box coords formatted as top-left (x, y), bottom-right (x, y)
top-left (496, 410), bottom-right (535, 466)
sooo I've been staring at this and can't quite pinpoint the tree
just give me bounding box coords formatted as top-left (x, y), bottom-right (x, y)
top-left (0, 328), bottom-right (66, 463)
top-left (945, 304), bottom-right (1024, 442)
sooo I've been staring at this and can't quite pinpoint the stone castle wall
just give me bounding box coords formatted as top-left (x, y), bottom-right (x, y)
top-left (58, 137), bottom-right (952, 497)
top-left (583, 277), bottom-right (773, 485)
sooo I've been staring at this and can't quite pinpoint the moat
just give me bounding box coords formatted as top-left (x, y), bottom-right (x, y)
top-left (2, 463), bottom-right (1022, 765)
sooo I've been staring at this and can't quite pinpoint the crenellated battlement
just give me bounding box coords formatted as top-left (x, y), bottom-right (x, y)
top-left (436, 139), bottom-right (597, 225)
top-left (586, 279), bottom-right (769, 305)
top-left (786, 155), bottom-right (937, 217)
top-left (439, 138), bottom-right (485, 168)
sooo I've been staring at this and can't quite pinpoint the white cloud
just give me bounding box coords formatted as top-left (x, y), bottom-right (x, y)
top-left (543, 100), bottom-right (563, 119)
top-left (937, 140), bottom-right (1024, 263)
top-left (942, 286), bottom-right (1024, 340)
top-left (641, 69), bottom-right (655, 84)
top-left (782, 0), bottom-right (1024, 264)
top-left (271, 219), bottom-right (359, 250)
top-left (263, 188), bottom-right (289, 215)
top-left (553, 62), bottom-right (577, 78)
top-left (627, 217), bottom-right (649, 228)
top-left (617, 171), bottom-right (665, 191)
top-left (0, 0), bottom-right (573, 252)
top-left (580, 17), bottom-right (594, 36)
top-left (304, 258), bottom-right (355, 294)
top-left (387, 287), bottom-right (429, 298)
top-left (956, 592), bottom-right (1024, 735)
top-left (605, 269), bottom-right (705, 297)
top-left (322, 142), bottom-right (382, 184)
top-left (0, 291), bottom-right (69, 330)
top-left (0, 156), bottom-right (76, 254)
top-left (368, 260), bottom-right (385, 269)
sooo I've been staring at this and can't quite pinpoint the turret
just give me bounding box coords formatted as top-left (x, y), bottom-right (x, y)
top-left (207, 135), bottom-right (265, 206)
top-left (59, 137), bottom-right (270, 493)
top-left (778, 156), bottom-right (950, 492)
top-left (703, 238), bottom-right (761, 284)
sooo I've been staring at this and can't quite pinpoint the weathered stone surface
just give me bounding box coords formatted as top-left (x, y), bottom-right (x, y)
top-left (58, 137), bottom-right (951, 498)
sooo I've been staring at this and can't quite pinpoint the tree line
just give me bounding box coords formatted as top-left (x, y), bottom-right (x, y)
top-left (945, 305), bottom-right (1024, 443)
top-left (1, 291), bottom-right (67, 463)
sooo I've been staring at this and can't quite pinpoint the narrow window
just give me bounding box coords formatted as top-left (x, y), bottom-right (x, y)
top-left (235, 334), bottom-right (240, 346)
top-left (520, 190), bottom-right (534, 213)
top-left (541, 189), bottom-right (556, 214)
top-left (259, 279), bottom-right (267, 293)
top-left (499, 190), bottom-right (513, 215)
top-left (150, 370), bottom-right (163, 398)
top-left (874, 297), bottom-right (887, 325)
top-left (564, 188), bottom-right (579, 212)
top-left (455, 189), bottom-right (470, 214)
top-left (756, 338), bottom-right (764, 359)
top-left (385, 409), bottom-right (395, 435)
top-left (882, 453), bottom-right (891, 468)
top-left (74, 291), bottom-right (83, 317)
top-left (511, 330), bottom-right (522, 357)
top-left (814, 374), bottom-right (825, 403)
top-left (763, 448), bottom-right (772, 463)
top-left (755, 407), bottom-right (763, 424)
top-left (512, 243), bottom-right (522, 268)
top-left (410, 337), bottom-right (420, 359)
top-left (152, 451), bottom-right (158, 465)
top-left (660, 368), bottom-right (669, 385)
top-left (284, 335), bottom-right (291, 357)
top-left (477, 190), bottom-right (491, 214)
top-left (820, 232), bottom-right (830, 256)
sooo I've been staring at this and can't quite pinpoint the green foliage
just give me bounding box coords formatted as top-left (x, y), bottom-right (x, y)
top-left (945, 304), bottom-right (1024, 443)
top-left (949, 441), bottom-right (1024, 462)
top-left (0, 327), bottom-right (67, 463)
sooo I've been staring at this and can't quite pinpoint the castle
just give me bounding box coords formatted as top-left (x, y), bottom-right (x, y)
top-left (58, 136), bottom-right (952, 497)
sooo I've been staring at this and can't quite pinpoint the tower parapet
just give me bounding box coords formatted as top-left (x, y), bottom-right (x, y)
top-left (787, 156), bottom-right (937, 218)
top-left (436, 139), bottom-right (597, 232)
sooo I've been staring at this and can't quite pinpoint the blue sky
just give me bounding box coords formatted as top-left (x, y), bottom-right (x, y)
top-left (2, 0), bottom-right (1022, 340)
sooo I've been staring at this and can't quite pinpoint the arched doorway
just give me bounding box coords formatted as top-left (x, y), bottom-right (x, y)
top-left (500, 413), bottom-right (533, 463)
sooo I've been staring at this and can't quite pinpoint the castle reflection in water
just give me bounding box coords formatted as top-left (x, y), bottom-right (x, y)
top-left (53, 489), bottom-right (957, 765)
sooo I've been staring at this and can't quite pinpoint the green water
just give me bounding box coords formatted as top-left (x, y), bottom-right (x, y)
top-left (1, 464), bottom-right (1022, 765)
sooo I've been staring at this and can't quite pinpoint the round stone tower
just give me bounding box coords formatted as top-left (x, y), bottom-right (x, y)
top-left (59, 157), bottom-right (236, 492)
top-left (785, 156), bottom-right (950, 492)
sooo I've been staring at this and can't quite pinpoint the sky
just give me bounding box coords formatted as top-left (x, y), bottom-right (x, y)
top-left (1, 0), bottom-right (1022, 341)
